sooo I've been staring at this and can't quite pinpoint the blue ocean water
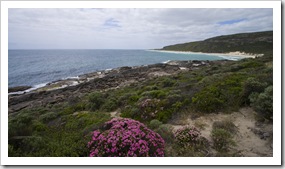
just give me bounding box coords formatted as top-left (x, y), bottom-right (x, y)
top-left (8, 49), bottom-right (239, 88)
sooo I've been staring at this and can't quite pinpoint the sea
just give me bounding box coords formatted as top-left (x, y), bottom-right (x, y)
top-left (8, 49), bottom-right (244, 88)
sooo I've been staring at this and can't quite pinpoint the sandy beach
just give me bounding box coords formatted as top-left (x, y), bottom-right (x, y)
top-left (149, 49), bottom-right (264, 59)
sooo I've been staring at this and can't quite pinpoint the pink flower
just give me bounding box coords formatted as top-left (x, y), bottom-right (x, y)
top-left (88, 118), bottom-right (165, 157)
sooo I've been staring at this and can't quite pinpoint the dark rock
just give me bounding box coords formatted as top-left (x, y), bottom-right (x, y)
top-left (263, 132), bottom-right (270, 138)
top-left (8, 86), bottom-right (32, 93)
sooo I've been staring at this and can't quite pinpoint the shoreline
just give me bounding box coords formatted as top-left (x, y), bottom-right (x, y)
top-left (149, 49), bottom-right (264, 59)
top-left (9, 48), bottom-right (257, 96)
top-left (9, 59), bottom-right (235, 114)
top-left (8, 49), bottom-right (261, 95)
top-left (8, 60), bottom-right (224, 97)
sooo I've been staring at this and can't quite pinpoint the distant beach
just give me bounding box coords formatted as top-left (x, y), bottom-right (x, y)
top-left (149, 49), bottom-right (264, 59)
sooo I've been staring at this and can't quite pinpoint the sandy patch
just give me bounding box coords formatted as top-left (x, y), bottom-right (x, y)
top-left (169, 107), bottom-right (272, 157)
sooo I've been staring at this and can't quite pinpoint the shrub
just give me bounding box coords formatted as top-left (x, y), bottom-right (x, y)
top-left (138, 98), bottom-right (161, 120)
top-left (192, 86), bottom-right (225, 113)
top-left (8, 144), bottom-right (20, 157)
top-left (88, 118), bottom-right (165, 157)
top-left (154, 124), bottom-right (175, 144)
top-left (249, 85), bottom-right (273, 120)
top-left (241, 77), bottom-right (267, 105)
top-left (161, 78), bottom-right (176, 87)
top-left (39, 112), bottom-right (59, 123)
top-left (141, 90), bottom-right (167, 99)
top-left (192, 73), bottom-right (246, 113)
top-left (88, 92), bottom-right (105, 111)
top-left (212, 120), bottom-right (237, 134)
top-left (149, 119), bottom-right (163, 129)
top-left (174, 126), bottom-right (207, 148)
top-left (101, 98), bottom-right (119, 112)
top-left (174, 126), bottom-right (209, 156)
top-left (211, 128), bottom-right (235, 152)
top-left (120, 106), bottom-right (140, 120)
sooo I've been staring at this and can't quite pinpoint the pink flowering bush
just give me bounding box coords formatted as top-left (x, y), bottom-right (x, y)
top-left (174, 126), bottom-right (207, 148)
top-left (88, 118), bottom-right (165, 157)
top-left (138, 98), bottom-right (161, 120)
top-left (174, 126), bottom-right (209, 156)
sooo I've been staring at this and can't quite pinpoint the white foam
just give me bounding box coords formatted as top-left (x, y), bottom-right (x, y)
top-left (8, 82), bottom-right (47, 95)
top-left (162, 60), bottom-right (171, 64)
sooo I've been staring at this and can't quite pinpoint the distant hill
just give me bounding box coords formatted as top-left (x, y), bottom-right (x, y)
top-left (161, 31), bottom-right (273, 54)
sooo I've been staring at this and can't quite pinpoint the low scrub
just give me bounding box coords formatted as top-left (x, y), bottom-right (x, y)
top-left (211, 128), bottom-right (235, 152)
top-left (212, 120), bottom-right (238, 134)
top-left (249, 85), bottom-right (273, 120)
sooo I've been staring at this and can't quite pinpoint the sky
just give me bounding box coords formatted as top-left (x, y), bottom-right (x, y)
top-left (8, 8), bottom-right (273, 49)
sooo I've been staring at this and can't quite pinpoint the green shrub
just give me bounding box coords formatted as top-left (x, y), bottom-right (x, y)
top-left (141, 90), bottom-right (168, 99)
top-left (8, 112), bottom-right (35, 138)
top-left (161, 78), bottom-right (176, 87)
top-left (241, 77), bottom-right (267, 105)
top-left (120, 106), bottom-right (140, 120)
top-left (192, 73), bottom-right (246, 113)
top-left (192, 86), bottom-right (225, 113)
top-left (128, 94), bottom-right (140, 104)
top-left (154, 124), bottom-right (175, 144)
top-left (249, 85), bottom-right (273, 120)
top-left (149, 119), bottom-right (163, 129)
top-left (156, 109), bottom-right (174, 123)
top-left (211, 128), bottom-right (235, 152)
top-left (32, 121), bottom-right (48, 132)
top-left (8, 144), bottom-right (20, 157)
top-left (88, 92), bottom-right (105, 111)
top-left (212, 120), bottom-right (237, 134)
top-left (39, 112), bottom-right (59, 123)
top-left (101, 98), bottom-right (118, 112)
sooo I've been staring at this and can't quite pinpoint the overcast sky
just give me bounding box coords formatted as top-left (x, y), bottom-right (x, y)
top-left (8, 8), bottom-right (273, 49)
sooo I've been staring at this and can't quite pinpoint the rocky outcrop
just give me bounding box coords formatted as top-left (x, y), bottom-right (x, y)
top-left (8, 86), bottom-right (32, 93)
top-left (8, 60), bottom-right (230, 114)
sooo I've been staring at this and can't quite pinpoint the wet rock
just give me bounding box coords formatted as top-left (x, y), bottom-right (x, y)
top-left (9, 86), bottom-right (32, 93)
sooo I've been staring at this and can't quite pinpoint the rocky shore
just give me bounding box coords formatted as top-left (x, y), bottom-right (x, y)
top-left (8, 60), bottom-right (231, 114)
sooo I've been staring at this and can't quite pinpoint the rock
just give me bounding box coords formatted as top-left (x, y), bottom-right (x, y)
top-left (9, 86), bottom-right (32, 93)
top-left (263, 132), bottom-right (270, 138)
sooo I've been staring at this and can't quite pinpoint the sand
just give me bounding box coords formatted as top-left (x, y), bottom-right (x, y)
top-left (150, 49), bottom-right (264, 59)
top-left (170, 107), bottom-right (272, 157)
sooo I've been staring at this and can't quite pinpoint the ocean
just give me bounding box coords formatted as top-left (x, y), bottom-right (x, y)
top-left (8, 49), bottom-right (243, 88)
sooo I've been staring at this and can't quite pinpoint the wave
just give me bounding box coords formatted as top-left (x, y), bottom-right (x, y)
top-left (9, 82), bottom-right (48, 95)
top-left (162, 60), bottom-right (171, 64)
top-left (216, 55), bottom-right (243, 61)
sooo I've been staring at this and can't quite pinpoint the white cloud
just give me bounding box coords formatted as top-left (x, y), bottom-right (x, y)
top-left (8, 8), bottom-right (273, 49)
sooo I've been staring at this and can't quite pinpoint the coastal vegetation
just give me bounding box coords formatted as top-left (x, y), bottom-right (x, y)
top-left (161, 31), bottom-right (272, 54)
top-left (8, 31), bottom-right (273, 157)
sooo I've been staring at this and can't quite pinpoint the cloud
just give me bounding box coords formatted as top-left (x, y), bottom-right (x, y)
top-left (218, 19), bottom-right (247, 25)
top-left (103, 18), bottom-right (121, 28)
top-left (8, 8), bottom-right (273, 49)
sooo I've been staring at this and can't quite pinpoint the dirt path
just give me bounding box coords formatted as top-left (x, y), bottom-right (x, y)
top-left (170, 107), bottom-right (273, 157)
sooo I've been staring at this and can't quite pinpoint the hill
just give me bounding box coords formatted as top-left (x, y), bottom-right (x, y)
top-left (161, 31), bottom-right (273, 54)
